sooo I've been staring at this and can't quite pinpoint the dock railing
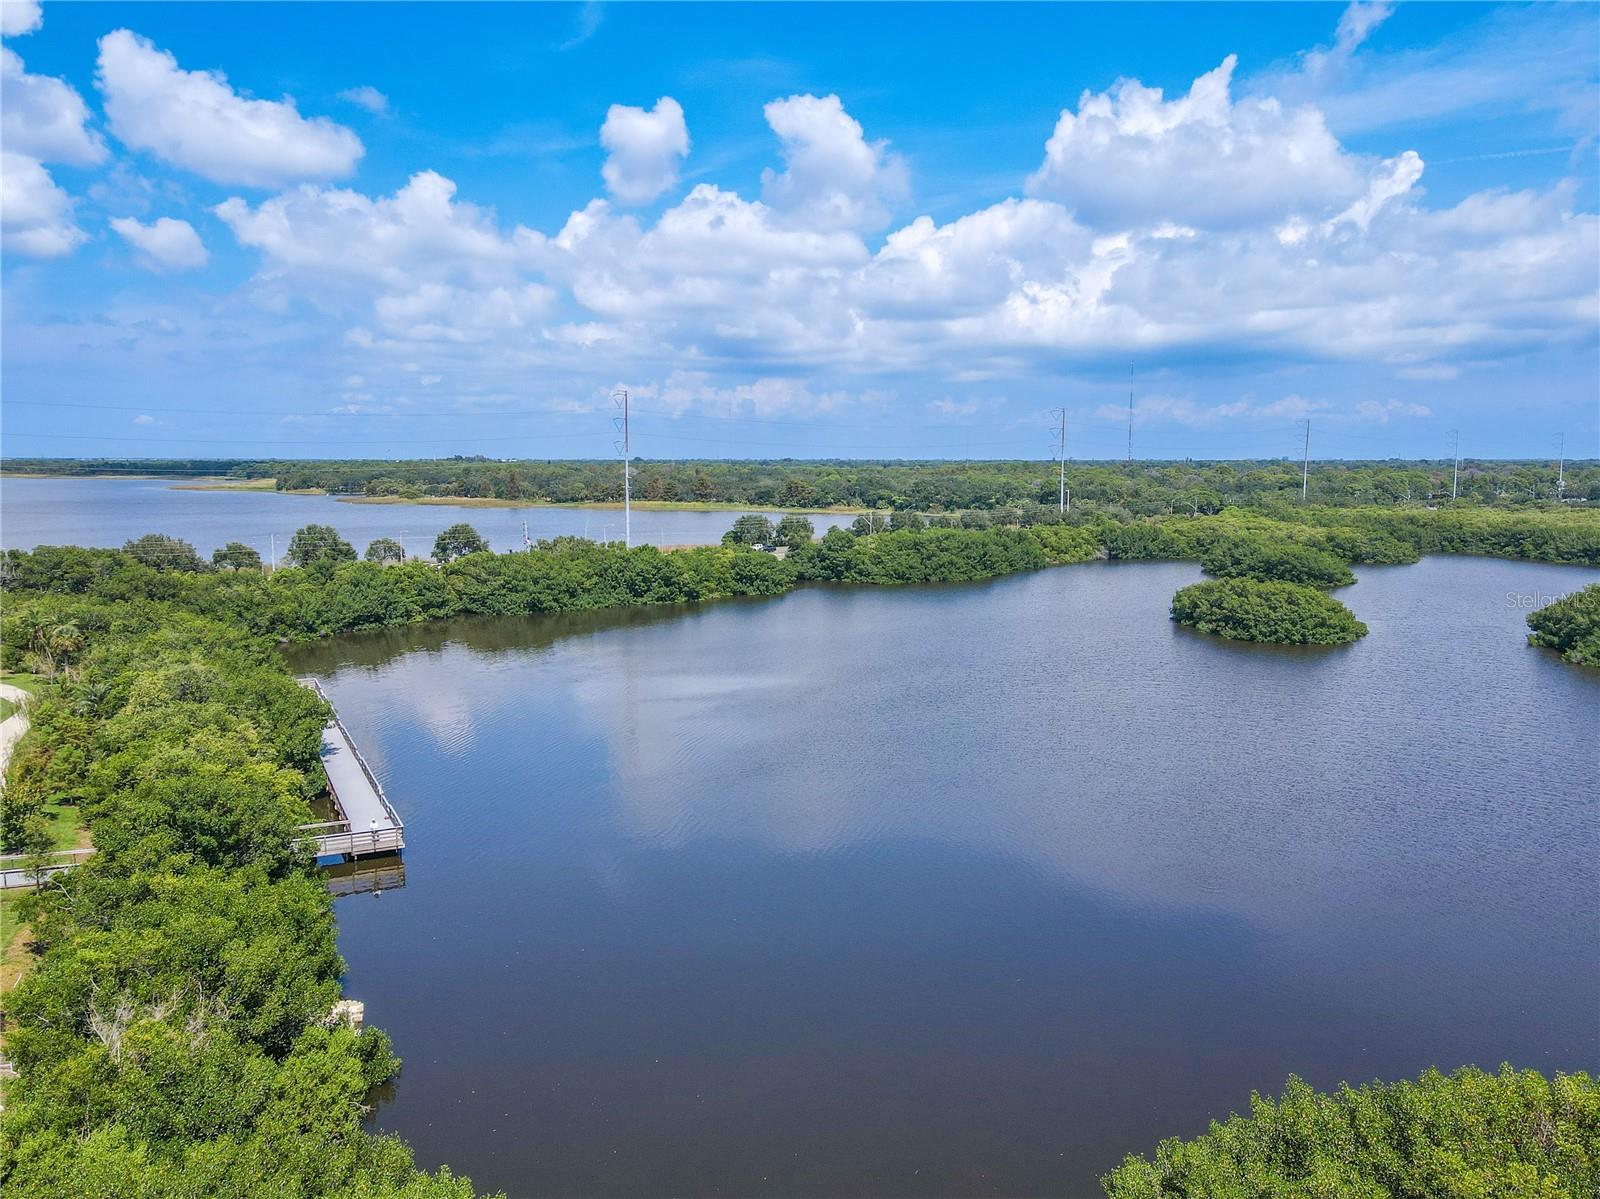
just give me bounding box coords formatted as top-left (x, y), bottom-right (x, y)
top-left (0, 847), bottom-right (95, 890)
top-left (295, 678), bottom-right (404, 860)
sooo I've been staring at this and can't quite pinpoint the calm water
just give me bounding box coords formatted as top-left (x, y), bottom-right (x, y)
top-left (0, 476), bottom-right (850, 555)
top-left (286, 556), bottom-right (1600, 1198)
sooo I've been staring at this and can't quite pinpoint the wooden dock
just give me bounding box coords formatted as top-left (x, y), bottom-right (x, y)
top-left (297, 679), bottom-right (405, 861)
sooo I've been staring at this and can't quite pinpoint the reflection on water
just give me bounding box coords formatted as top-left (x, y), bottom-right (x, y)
top-left (288, 557), bottom-right (1600, 1199)
top-left (325, 856), bottom-right (407, 899)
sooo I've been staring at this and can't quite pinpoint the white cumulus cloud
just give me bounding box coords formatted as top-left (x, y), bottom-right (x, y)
top-left (216, 170), bottom-right (551, 341)
top-left (600, 96), bottom-right (689, 205)
top-left (0, 148), bottom-right (85, 256)
top-left (0, 0), bottom-right (41, 37)
top-left (1026, 55), bottom-right (1396, 230)
top-left (760, 93), bottom-right (907, 232)
top-left (195, 52), bottom-right (1595, 397)
top-left (96, 29), bottom-right (363, 187)
top-left (2, 46), bottom-right (106, 165)
top-left (110, 214), bottom-right (209, 271)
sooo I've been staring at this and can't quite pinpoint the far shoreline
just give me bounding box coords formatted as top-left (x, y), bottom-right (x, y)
top-left (2, 473), bottom-right (863, 514)
top-left (334, 495), bottom-right (863, 514)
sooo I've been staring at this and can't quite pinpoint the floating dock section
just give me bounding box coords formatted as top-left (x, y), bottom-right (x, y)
top-left (297, 679), bottom-right (405, 860)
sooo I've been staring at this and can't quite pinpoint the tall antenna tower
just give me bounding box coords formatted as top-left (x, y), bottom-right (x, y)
top-left (1051, 407), bottom-right (1068, 512)
top-left (1556, 432), bottom-right (1565, 499)
top-left (1450, 429), bottom-right (1460, 500)
top-left (1126, 359), bottom-right (1134, 462)
top-left (611, 387), bottom-right (632, 547)
top-left (1301, 418), bottom-right (1311, 501)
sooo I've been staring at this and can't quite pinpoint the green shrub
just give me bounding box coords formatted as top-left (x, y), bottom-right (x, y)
top-left (1102, 1065), bottom-right (1598, 1199)
top-left (1030, 524), bottom-right (1101, 564)
top-left (1171, 578), bottom-right (1368, 645)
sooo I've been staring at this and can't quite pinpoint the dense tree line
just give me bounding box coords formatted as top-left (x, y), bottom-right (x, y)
top-left (0, 527), bottom-right (1053, 645)
top-left (1526, 583), bottom-right (1600, 667)
top-left (0, 594), bottom-right (489, 1198)
top-left (1101, 1065), bottom-right (1597, 1198)
top-left (1101, 506), bottom-right (1600, 567)
top-left (7, 456), bottom-right (1598, 514)
top-left (1200, 540), bottom-right (1356, 588)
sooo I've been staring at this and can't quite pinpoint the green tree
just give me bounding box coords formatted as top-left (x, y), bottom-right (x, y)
top-left (432, 523), bottom-right (488, 562)
top-left (778, 479), bottom-right (816, 507)
top-left (723, 515), bottom-right (775, 546)
top-left (774, 515), bottom-right (815, 551)
top-left (212, 541), bottom-right (263, 572)
top-left (365, 537), bottom-right (406, 564)
top-left (691, 470), bottom-right (717, 501)
top-left (124, 533), bottom-right (209, 573)
top-left (285, 525), bottom-right (356, 569)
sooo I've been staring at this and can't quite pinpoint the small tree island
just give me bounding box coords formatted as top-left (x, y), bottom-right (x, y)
top-left (1171, 577), bottom-right (1368, 645)
top-left (1526, 582), bottom-right (1600, 666)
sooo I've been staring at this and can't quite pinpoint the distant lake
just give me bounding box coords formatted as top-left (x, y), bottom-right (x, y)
top-left (287, 556), bottom-right (1600, 1198)
top-left (0, 476), bottom-right (850, 556)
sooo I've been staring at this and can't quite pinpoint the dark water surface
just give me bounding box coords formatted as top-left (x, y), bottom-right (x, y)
top-left (286, 557), bottom-right (1600, 1198)
top-left (0, 475), bottom-right (849, 554)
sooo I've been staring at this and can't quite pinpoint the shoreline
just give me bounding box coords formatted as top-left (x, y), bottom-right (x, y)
top-left (333, 495), bottom-right (863, 514)
top-left (1, 475), bottom-right (863, 513)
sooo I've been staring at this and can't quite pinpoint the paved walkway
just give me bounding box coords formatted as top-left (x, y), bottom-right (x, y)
top-left (0, 684), bottom-right (33, 779)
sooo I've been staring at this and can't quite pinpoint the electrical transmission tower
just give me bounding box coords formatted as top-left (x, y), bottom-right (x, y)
top-left (1301, 419), bottom-right (1311, 501)
top-left (611, 387), bottom-right (631, 547)
top-left (1126, 359), bottom-right (1134, 462)
top-left (1051, 407), bottom-right (1068, 512)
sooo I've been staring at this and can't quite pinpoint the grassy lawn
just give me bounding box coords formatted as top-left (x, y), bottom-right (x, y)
top-left (0, 671), bottom-right (41, 724)
top-left (170, 476), bottom-right (279, 492)
top-left (1, 893), bottom-right (27, 961)
top-left (41, 803), bottom-right (89, 853)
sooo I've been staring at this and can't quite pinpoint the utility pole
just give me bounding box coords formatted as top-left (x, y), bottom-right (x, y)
top-left (1053, 407), bottom-right (1067, 513)
top-left (612, 387), bottom-right (631, 547)
top-left (1301, 419), bottom-right (1311, 501)
top-left (1556, 432), bottom-right (1565, 499)
top-left (1126, 359), bottom-right (1134, 463)
top-left (269, 532), bottom-right (276, 574)
top-left (1450, 430), bottom-right (1460, 500)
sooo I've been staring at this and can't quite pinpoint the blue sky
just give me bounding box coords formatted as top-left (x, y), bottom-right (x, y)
top-left (2, 1), bottom-right (1596, 462)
